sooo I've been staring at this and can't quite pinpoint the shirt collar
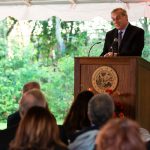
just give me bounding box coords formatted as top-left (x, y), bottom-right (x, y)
top-left (119, 23), bottom-right (129, 32)
top-left (118, 23), bottom-right (129, 37)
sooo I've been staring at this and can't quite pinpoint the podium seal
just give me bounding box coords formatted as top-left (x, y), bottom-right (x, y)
top-left (92, 66), bottom-right (118, 93)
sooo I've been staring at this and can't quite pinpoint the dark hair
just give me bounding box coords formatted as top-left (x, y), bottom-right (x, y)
top-left (96, 118), bottom-right (146, 150)
top-left (23, 81), bottom-right (40, 93)
top-left (63, 90), bottom-right (94, 136)
top-left (10, 106), bottom-right (67, 150)
top-left (88, 93), bottom-right (114, 126)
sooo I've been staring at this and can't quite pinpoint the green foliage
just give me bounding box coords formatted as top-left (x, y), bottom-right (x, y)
top-left (0, 17), bottom-right (150, 128)
top-left (0, 19), bottom-right (8, 59)
top-left (30, 18), bottom-right (57, 63)
top-left (0, 45), bottom-right (74, 124)
top-left (42, 56), bottom-right (74, 123)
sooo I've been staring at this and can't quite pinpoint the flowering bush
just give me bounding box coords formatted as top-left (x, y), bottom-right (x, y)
top-left (105, 89), bottom-right (125, 119)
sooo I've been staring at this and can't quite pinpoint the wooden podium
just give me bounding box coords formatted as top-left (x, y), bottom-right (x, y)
top-left (74, 57), bottom-right (150, 131)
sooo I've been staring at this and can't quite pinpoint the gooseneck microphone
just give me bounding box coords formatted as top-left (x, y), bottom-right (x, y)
top-left (109, 38), bottom-right (118, 55)
top-left (88, 42), bottom-right (101, 57)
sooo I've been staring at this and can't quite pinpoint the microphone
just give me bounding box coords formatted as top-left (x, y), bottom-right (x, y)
top-left (109, 38), bottom-right (118, 55)
top-left (88, 41), bottom-right (101, 57)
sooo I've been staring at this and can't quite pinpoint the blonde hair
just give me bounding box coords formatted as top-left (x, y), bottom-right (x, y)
top-left (10, 106), bottom-right (67, 150)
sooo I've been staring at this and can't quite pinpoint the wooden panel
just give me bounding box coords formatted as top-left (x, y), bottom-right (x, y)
top-left (137, 63), bottom-right (150, 131)
top-left (79, 59), bottom-right (136, 118)
top-left (74, 57), bottom-right (150, 131)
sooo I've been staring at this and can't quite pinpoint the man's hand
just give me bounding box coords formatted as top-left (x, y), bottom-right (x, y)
top-left (104, 52), bottom-right (113, 57)
top-left (104, 52), bottom-right (117, 57)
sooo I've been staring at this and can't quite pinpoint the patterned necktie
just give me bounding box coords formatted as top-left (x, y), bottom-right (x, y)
top-left (118, 31), bottom-right (123, 49)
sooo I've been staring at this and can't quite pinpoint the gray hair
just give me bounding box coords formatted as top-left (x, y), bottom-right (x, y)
top-left (88, 93), bottom-right (115, 126)
top-left (111, 8), bottom-right (128, 17)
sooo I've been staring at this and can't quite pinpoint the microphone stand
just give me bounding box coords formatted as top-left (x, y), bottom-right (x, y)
top-left (88, 42), bottom-right (101, 57)
top-left (109, 46), bottom-right (114, 56)
top-left (109, 38), bottom-right (118, 56)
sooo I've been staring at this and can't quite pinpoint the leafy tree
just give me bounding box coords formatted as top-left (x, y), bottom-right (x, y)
top-left (0, 16), bottom-right (149, 128)
top-left (140, 17), bottom-right (150, 61)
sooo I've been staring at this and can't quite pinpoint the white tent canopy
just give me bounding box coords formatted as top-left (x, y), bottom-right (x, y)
top-left (0, 0), bottom-right (149, 21)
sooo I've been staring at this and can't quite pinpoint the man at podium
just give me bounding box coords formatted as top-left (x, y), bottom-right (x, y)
top-left (100, 8), bottom-right (144, 57)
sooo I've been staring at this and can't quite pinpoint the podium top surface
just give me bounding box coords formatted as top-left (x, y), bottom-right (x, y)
top-left (75, 56), bottom-right (150, 69)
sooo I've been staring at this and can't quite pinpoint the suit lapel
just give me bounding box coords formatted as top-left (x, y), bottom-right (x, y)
top-left (119, 24), bottom-right (132, 50)
top-left (114, 29), bottom-right (118, 38)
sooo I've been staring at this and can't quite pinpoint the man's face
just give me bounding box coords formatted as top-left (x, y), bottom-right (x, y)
top-left (111, 11), bottom-right (128, 30)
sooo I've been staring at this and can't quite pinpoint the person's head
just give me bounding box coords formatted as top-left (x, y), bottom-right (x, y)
top-left (111, 8), bottom-right (128, 30)
top-left (22, 81), bottom-right (40, 94)
top-left (10, 106), bottom-right (66, 150)
top-left (19, 81), bottom-right (41, 105)
top-left (63, 90), bottom-right (94, 134)
top-left (19, 89), bottom-right (47, 118)
top-left (96, 118), bottom-right (146, 150)
top-left (88, 93), bottom-right (114, 126)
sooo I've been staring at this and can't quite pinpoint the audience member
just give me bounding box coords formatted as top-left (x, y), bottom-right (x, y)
top-left (7, 81), bottom-right (41, 128)
top-left (10, 106), bottom-right (68, 150)
top-left (0, 89), bottom-right (47, 150)
top-left (68, 93), bottom-right (114, 150)
top-left (95, 118), bottom-right (146, 150)
top-left (62, 90), bottom-right (94, 144)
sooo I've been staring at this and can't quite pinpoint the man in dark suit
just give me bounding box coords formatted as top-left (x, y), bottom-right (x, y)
top-left (7, 81), bottom-right (40, 128)
top-left (100, 8), bottom-right (144, 57)
top-left (0, 89), bottom-right (47, 150)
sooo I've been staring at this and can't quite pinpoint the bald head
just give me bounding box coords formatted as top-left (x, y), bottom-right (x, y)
top-left (19, 89), bottom-right (47, 117)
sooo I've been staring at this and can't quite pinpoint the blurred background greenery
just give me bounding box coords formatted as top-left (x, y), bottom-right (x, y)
top-left (0, 16), bottom-right (149, 129)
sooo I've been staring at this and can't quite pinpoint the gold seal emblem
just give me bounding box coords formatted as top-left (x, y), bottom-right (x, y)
top-left (92, 66), bottom-right (118, 93)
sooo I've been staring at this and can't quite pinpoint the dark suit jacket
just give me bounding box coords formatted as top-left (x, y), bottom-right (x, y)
top-left (146, 141), bottom-right (150, 150)
top-left (7, 111), bottom-right (21, 128)
top-left (0, 125), bottom-right (18, 150)
top-left (101, 23), bottom-right (144, 56)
